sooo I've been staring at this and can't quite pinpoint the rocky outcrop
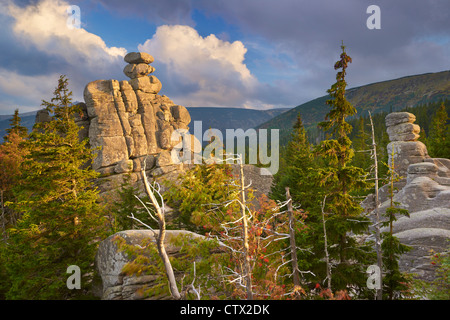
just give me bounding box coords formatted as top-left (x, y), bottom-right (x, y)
top-left (81, 52), bottom-right (200, 195)
top-left (94, 229), bottom-right (218, 300)
top-left (33, 52), bottom-right (199, 196)
top-left (390, 208), bottom-right (450, 282)
top-left (378, 160), bottom-right (450, 281)
top-left (364, 112), bottom-right (450, 283)
top-left (378, 161), bottom-right (450, 214)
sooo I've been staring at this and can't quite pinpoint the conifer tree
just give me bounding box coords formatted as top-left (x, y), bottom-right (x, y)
top-left (108, 174), bottom-right (153, 232)
top-left (353, 116), bottom-right (371, 170)
top-left (427, 102), bottom-right (449, 158)
top-left (4, 109), bottom-right (28, 141)
top-left (165, 162), bottom-right (236, 232)
top-left (312, 43), bottom-right (374, 294)
top-left (270, 113), bottom-right (315, 208)
top-left (3, 109), bottom-right (28, 139)
top-left (0, 111), bottom-right (29, 233)
top-left (0, 111), bottom-right (29, 298)
top-left (4, 75), bottom-right (106, 299)
top-left (381, 149), bottom-right (411, 299)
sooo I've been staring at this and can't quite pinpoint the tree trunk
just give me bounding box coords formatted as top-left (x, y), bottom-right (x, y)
top-left (321, 196), bottom-right (332, 290)
top-left (239, 157), bottom-right (253, 300)
top-left (369, 111), bottom-right (383, 300)
top-left (285, 187), bottom-right (301, 289)
top-left (141, 169), bottom-right (181, 300)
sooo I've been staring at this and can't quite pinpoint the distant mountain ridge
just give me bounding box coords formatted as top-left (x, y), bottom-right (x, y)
top-left (186, 107), bottom-right (290, 134)
top-left (257, 70), bottom-right (450, 142)
top-left (0, 107), bottom-right (290, 139)
top-left (2, 70), bottom-right (449, 141)
top-left (0, 111), bottom-right (37, 138)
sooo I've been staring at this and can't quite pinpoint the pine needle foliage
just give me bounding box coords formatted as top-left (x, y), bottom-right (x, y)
top-left (4, 75), bottom-right (106, 299)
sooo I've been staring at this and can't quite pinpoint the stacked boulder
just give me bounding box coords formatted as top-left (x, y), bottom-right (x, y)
top-left (82, 52), bottom-right (200, 195)
top-left (386, 112), bottom-right (430, 178)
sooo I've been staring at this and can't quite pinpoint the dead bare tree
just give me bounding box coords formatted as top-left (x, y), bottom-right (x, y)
top-left (285, 187), bottom-right (301, 288)
top-left (126, 157), bottom-right (209, 300)
top-left (238, 154), bottom-right (254, 299)
top-left (368, 111), bottom-right (383, 300)
top-left (125, 157), bottom-right (183, 300)
top-left (205, 153), bottom-right (313, 299)
top-left (321, 196), bottom-right (332, 290)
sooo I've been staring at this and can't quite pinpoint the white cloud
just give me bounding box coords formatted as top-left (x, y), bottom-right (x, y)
top-left (0, 67), bottom-right (62, 113)
top-left (7, 0), bottom-right (126, 68)
top-left (0, 0), bottom-right (129, 114)
top-left (138, 25), bottom-right (264, 108)
top-left (0, 67), bottom-right (58, 98)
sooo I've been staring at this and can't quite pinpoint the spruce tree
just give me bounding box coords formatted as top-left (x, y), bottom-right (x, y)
top-left (4, 75), bottom-right (106, 299)
top-left (4, 109), bottom-right (28, 142)
top-left (0, 110), bottom-right (29, 233)
top-left (312, 43), bottom-right (374, 294)
top-left (381, 149), bottom-right (411, 299)
top-left (0, 112), bottom-right (29, 298)
top-left (427, 102), bottom-right (449, 158)
top-left (270, 113), bottom-right (315, 208)
top-left (109, 174), bottom-right (153, 232)
top-left (352, 116), bottom-right (371, 170)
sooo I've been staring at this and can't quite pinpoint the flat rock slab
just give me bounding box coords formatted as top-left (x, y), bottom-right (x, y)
top-left (124, 52), bottom-right (154, 64)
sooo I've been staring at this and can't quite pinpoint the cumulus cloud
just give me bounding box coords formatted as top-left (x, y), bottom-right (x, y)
top-left (138, 25), bottom-right (266, 108)
top-left (7, 0), bottom-right (126, 68)
top-left (0, 0), bottom-right (128, 114)
top-left (196, 0), bottom-right (450, 90)
top-left (2, 0), bottom-right (449, 114)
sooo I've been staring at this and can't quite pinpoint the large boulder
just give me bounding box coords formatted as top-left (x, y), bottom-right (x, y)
top-left (385, 112), bottom-right (416, 128)
top-left (124, 52), bottom-right (154, 64)
top-left (123, 63), bottom-right (155, 79)
top-left (382, 208), bottom-right (450, 282)
top-left (94, 229), bottom-right (216, 300)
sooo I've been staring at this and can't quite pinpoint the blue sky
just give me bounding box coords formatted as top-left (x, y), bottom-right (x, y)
top-left (0, 0), bottom-right (449, 115)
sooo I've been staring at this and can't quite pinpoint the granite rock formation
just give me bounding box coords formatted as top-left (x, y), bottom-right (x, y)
top-left (364, 112), bottom-right (450, 283)
top-left (386, 112), bottom-right (430, 178)
top-left (34, 52), bottom-right (199, 195)
top-left (80, 52), bottom-right (200, 194)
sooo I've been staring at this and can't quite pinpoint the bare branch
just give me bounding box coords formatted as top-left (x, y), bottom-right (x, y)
top-left (127, 212), bottom-right (156, 233)
top-left (133, 195), bottom-right (159, 224)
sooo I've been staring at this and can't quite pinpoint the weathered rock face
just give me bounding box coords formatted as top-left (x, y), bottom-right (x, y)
top-left (387, 208), bottom-right (450, 282)
top-left (386, 112), bottom-right (420, 141)
top-left (81, 52), bottom-right (199, 194)
top-left (380, 162), bottom-right (450, 213)
top-left (364, 111), bottom-right (450, 284)
top-left (378, 160), bottom-right (450, 282)
top-left (94, 230), bottom-right (215, 300)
